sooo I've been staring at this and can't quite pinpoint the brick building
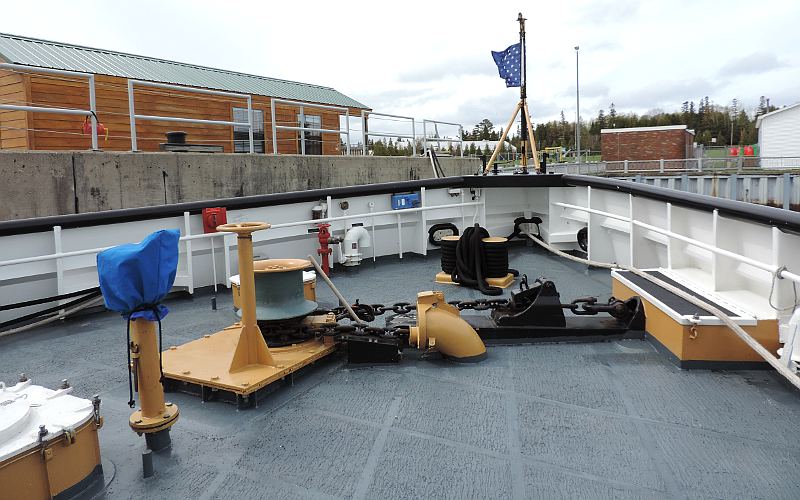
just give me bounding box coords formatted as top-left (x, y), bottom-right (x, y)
top-left (601, 125), bottom-right (694, 161)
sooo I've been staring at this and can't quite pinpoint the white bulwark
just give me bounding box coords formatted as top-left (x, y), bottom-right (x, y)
top-left (756, 102), bottom-right (800, 162)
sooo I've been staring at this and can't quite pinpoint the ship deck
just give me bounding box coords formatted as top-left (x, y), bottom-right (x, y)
top-left (2, 243), bottom-right (799, 499)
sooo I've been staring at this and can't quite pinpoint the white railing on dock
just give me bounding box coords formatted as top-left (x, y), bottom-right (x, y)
top-left (547, 156), bottom-right (800, 175)
top-left (127, 80), bottom-right (255, 153)
top-left (0, 63), bottom-right (99, 150)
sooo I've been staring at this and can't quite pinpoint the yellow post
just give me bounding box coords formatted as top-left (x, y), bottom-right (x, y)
top-left (217, 222), bottom-right (276, 371)
top-left (129, 318), bottom-right (179, 450)
top-left (522, 102), bottom-right (541, 170)
top-left (131, 319), bottom-right (167, 418)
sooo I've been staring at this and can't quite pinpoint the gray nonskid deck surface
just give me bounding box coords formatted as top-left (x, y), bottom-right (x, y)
top-left (2, 244), bottom-right (800, 499)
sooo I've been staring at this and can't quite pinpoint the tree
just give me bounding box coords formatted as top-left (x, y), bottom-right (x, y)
top-left (523, 95), bottom-right (768, 153)
top-left (372, 140), bottom-right (387, 156)
top-left (757, 96), bottom-right (768, 116)
top-left (476, 119), bottom-right (495, 140)
top-left (598, 109), bottom-right (606, 128)
top-left (608, 103), bottom-right (617, 127)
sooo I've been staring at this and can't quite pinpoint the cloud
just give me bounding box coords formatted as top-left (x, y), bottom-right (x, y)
top-left (614, 78), bottom-right (722, 110)
top-left (398, 57), bottom-right (496, 83)
top-left (591, 40), bottom-right (622, 52)
top-left (717, 52), bottom-right (787, 77)
top-left (578, 0), bottom-right (641, 24)
top-left (454, 92), bottom-right (518, 129)
top-left (560, 81), bottom-right (610, 99)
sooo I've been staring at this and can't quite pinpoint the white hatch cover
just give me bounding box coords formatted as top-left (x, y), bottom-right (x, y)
top-left (0, 379), bottom-right (95, 462)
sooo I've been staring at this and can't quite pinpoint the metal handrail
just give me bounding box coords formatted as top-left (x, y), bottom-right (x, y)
top-left (422, 119), bottom-right (464, 157)
top-left (0, 63), bottom-right (98, 150)
top-left (361, 111), bottom-right (416, 156)
top-left (127, 79), bottom-right (254, 152)
top-left (270, 98), bottom-right (350, 155)
top-left (547, 156), bottom-right (800, 175)
top-left (553, 201), bottom-right (800, 285)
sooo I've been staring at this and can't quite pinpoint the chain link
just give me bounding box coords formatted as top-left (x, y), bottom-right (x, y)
top-left (305, 297), bottom-right (517, 342)
top-left (304, 287), bottom-right (622, 342)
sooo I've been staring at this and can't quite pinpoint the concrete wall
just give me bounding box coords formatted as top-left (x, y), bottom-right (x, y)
top-left (0, 151), bottom-right (478, 221)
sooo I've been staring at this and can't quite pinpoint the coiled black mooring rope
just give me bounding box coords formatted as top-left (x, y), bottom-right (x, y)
top-left (448, 224), bottom-right (515, 296)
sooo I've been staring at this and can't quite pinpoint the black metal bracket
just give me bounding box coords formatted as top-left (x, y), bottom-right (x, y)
top-left (470, 279), bottom-right (646, 342)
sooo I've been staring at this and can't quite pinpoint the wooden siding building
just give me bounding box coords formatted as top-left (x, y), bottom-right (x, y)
top-left (0, 34), bottom-right (369, 154)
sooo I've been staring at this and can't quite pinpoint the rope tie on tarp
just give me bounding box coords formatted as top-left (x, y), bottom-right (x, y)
top-left (124, 304), bottom-right (166, 408)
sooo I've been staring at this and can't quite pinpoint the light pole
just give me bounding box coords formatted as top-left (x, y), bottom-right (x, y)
top-left (575, 45), bottom-right (580, 164)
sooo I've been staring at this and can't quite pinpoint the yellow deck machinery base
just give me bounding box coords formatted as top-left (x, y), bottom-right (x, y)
top-left (161, 318), bottom-right (338, 408)
top-left (161, 223), bottom-right (341, 409)
top-left (434, 271), bottom-right (515, 289)
top-left (612, 270), bottom-right (779, 368)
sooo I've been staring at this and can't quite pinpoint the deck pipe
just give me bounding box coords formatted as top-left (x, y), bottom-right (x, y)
top-left (410, 291), bottom-right (487, 362)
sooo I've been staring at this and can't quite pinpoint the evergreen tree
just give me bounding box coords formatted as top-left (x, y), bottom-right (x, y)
top-left (757, 96), bottom-right (768, 116)
top-left (373, 140), bottom-right (387, 156)
top-left (608, 103), bottom-right (617, 127)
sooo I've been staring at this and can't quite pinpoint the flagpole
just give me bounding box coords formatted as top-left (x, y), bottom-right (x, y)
top-left (518, 12), bottom-right (528, 174)
top-left (484, 13), bottom-right (540, 174)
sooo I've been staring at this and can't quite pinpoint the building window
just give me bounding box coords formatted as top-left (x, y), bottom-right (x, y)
top-left (297, 114), bottom-right (322, 155)
top-left (233, 108), bottom-right (265, 153)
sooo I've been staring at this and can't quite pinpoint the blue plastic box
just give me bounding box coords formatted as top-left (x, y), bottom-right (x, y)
top-left (391, 192), bottom-right (421, 210)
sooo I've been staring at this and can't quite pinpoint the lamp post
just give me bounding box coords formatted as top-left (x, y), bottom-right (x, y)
top-left (575, 45), bottom-right (580, 164)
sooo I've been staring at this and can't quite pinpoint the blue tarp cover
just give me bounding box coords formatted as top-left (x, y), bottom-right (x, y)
top-left (97, 229), bottom-right (180, 321)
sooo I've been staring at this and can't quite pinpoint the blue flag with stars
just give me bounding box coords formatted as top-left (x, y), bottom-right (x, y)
top-left (491, 43), bottom-right (522, 87)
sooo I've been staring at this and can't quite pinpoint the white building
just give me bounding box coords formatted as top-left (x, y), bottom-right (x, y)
top-left (756, 102), bottom-right (800, 167)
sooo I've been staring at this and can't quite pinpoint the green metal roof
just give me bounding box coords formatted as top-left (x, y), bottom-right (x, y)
top-left (0, 33), bottom-right (368, 109)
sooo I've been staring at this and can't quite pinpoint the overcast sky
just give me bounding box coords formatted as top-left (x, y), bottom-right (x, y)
top-left (2, 0), bottom-right (798, 136)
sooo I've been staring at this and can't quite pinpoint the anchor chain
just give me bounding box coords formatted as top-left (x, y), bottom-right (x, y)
top-left (305, 290), bottom-right (627, 342)
top-left (307, 298), bottom-right (514, 342)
